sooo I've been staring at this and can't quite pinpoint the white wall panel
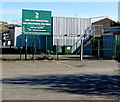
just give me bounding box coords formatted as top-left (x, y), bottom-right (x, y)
top-left (14, 27), bottom-right (22, 46)
top-left (53, 16), bottom-right (91, 48)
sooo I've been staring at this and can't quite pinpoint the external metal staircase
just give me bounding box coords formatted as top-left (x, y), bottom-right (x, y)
top-left (72, 25), bottom-right (103, 54)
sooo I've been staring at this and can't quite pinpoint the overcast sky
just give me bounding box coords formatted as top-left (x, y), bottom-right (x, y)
top-left (1, 2), bottom-right (119, 24)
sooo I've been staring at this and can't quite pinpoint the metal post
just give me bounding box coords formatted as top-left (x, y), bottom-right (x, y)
top-left (46, 36), bottom-right (47, 52)
top-left (57, 38), bottom-right (59, 60)
top-left (32, 37), bottom-right (35, 60)
top-left (98, 39), bottom-right (100, 59)
top-left (25, 35), bottom-right (27, 60)
top-left (20, 38), bottom-right (22, 60)
top-left (114, 35), bottom-right (117, 59)
top-left (90, 40), bottom-right (92, 59)
top-left (80, 39), bottom-right (83, 61)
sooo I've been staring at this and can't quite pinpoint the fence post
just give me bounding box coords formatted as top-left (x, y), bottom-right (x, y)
top-left (80, 39), bottom-right (83, 61)
top-left (114, 35), bottom-right (117, 59)
top-left (20, 38), bottom-right (22, 60)
top-left (98, 39), bottom-right (100, 59)
top-left (57, 38), bottom-right (59, 60)
top-left (90, 40), bottom-right (92, 59)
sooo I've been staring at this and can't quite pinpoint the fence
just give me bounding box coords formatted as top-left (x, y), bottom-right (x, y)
top-left (83, 37), bottom-right (116, 59)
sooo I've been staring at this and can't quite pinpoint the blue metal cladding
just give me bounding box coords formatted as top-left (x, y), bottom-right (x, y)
top-left (16, 34), bottom-right (53, 51)
top-left (47, 36), bottom-right (53, 51)
top-left (83, 43), bottom-right (91, 55)
top-left (103, 34), bottom-right (115, 58)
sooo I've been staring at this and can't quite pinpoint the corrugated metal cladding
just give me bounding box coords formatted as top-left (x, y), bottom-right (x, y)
top-left (103, 33), bottom-right (115, 58)
top-left (52, 17), bottom-right (91, 46)
top-left (17, 35), bottom-right (53, 51)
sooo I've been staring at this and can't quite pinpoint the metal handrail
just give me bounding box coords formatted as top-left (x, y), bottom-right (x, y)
top-left (72, 26), bottom-right (95, 53)
top-left (85, 29), bottom-right (95, 38)
top-left (72, 35), bottom-right (84, 47)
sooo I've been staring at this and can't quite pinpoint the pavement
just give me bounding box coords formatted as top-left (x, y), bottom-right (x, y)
top-left (1, 60), bottom-right (120, 101)
top-left (1, 54), bottom-right (96, 60)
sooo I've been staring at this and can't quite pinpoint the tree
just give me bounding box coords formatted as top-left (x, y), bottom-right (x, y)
top-left (0, 21), bottom-right (21, 33)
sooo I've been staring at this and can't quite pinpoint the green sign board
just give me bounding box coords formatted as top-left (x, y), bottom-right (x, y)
top-left (22, 9), bottom-right (51, 35)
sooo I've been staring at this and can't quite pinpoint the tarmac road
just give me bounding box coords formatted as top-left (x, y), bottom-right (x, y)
top-left (1, 60), bottom-right (120, 101)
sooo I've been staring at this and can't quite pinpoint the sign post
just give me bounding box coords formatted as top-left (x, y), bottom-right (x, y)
top-left (46, 36), bottom-right (47, 52)
top-left (22, 9), bottom-right (52, 60)
top-left (25, 35), bottom-right (27, 60)
top-left (32, 37), bottom-right (35, 60)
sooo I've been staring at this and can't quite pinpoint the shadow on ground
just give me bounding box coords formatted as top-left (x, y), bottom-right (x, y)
top-left (2, 74), bottom-right (120, 95)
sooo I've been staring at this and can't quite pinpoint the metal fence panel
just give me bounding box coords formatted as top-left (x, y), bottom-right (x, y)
top-left (103, 34), bottom-right (115, 58)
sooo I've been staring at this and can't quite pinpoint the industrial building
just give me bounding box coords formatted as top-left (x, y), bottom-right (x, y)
top-left (1, 10), bottom-right (120, 59)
